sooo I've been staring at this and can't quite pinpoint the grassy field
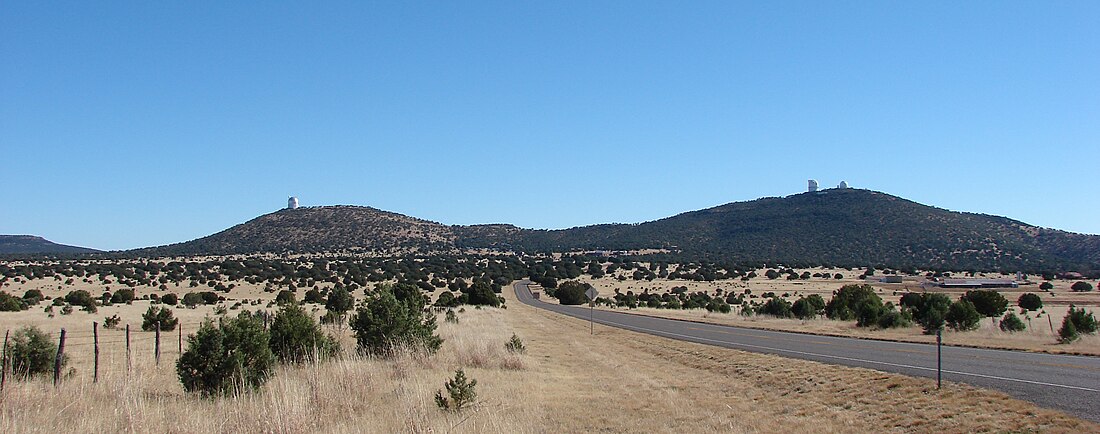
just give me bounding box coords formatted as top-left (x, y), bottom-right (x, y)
top-left (0, 306), bottom-right (538, 433)
top-left (0, 284), bottom-right (1095, 433)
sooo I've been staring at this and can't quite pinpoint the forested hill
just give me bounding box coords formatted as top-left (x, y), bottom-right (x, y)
top-left (131, 206), bottom-right (458, 256)
top-left (0, 235), bottom-right (100, 255)
top-left (477, 189), bottom-right (1100, 272)
top-left (126, 190), bottom-right (1100, 272)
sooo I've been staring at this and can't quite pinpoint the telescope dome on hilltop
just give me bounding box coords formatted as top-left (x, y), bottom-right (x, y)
top-left (288, 196), bottom-right (299, 209)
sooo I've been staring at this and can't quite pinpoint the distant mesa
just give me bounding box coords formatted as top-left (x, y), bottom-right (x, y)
top-left (288, 196), bottom-right (299, 210)
top-left (0, 235), bottom-right (100, 255)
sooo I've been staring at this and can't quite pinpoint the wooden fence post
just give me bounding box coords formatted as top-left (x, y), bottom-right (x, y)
top-left (93, 322), bottom-right (100, 383)
top-left (178, 324), bottom-right (183, 353)
top-left (1, 329), bottom-right (9, 393)
top-left (125, 324), bottom-right (131, 374)
top-left (155, 322), bottom-right (161, 366)
top-left (54, 329), bottom-right (66, 387)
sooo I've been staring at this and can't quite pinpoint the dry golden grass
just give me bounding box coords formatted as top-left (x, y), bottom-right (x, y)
top-left (501, 289), bottom-right (1095, 433)
top-left (0, 308), bottom-right (540, 433)
top-left (0, 285), bottom-right (1095, 433)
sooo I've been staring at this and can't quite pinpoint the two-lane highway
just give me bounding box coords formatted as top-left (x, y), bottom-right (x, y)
top-left (513, 281), bottom-right (1100, 422)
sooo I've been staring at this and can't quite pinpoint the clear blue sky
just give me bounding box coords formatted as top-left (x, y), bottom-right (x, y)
top-left (2, 1), bottom-right (1098, 251)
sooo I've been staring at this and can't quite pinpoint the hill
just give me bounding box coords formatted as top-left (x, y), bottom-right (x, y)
top-left (477, 189), bottom-right (1100, 272)
top-left (129, 189), bottom-right (1100, 272)
top-left (132, 206), bottom-right (457, 256)
top-left (0, 235), bottom-right (100, 255)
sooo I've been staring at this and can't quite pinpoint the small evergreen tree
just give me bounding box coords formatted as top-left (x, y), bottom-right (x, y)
top-left (825, 284), bottom-right (883, 322)
top-left (921, 309), bottom-right (945, 334)
top-left (142, 306), bottom-right (179, 331)
top-left (1061, 305), bottom-right (1097, 338)
top-left (1059, 317), bottom-right (1079, 343)
top-left (349, 286), bottom-right (442, 356)
top-left (111, 288), bottom-right (136, 304)
top-left (303, 288), bottom-right (324, 304)
top-left (554, 281), bottom-right (590, 305)
top-left (898, 292), bottom-right (924, 311)
top-left (504, 333), bottom-right (526, 354)
top-left (7, 326), bottom-right (65, 378)
top-left (22, 289), bottom-right (44, 305)
top-left (853, 297), bottom-right (886, 327)
top-left (876, 306), bottom-right (912, 329)
top-left (791, 295), bottom-right (825, 319)
top-left (200, 291), bottom-right (220, 305)
top-left (1070, 281), bottom-right (1094, 292)
top-left (1016, 293), bottom-right (1042, 311)
top-left (177, 312), bottom-right (275, 396)
top-left (435, 369), bottom-right (477, 412)
top-left (275, 290), bottom-right (296, 306)
top-left (466, 282), bottom-right (501, 307)
top-left (0, 291), bottom-right (26, 311)
top-left (268, 304), bottom-right (339, 363)
top-left (183, 292), bottom-right (203, 308)
top-left (325, 286), bottom-right (354, 314)
top-left (759, 297), bottom-right (793, 318)
top-left (909, 293), bottom-right (952, 332)
top-left (434, 291), bottom-right (458, 308)
top-left (945, 299), bottom-right (980, 331)
top-left (962, 290), bottom-right (1009, 321)
top-left (392, 283), bottom-right (424, 305)
top-left (64, 290), bottom-right (95, 309)
top-left (999, 312), bottom-right (1026, 332)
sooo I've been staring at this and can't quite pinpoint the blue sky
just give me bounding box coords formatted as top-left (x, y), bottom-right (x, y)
top-left (2, 1), bottom-right (1098, 250)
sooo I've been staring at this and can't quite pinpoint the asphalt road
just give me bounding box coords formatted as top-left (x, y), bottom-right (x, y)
top-left (513, 281), bottom-right (1100, 423)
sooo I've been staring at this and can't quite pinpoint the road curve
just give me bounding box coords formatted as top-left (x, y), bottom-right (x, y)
top-left (513, 281), bottom-right (1100, 422)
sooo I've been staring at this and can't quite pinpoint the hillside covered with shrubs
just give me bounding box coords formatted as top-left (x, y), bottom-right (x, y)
top-left (23, 189), bottom-right (1090, 273)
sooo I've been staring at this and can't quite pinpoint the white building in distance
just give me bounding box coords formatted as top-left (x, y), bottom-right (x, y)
top-left (807, 179), bottom-right (819, 193)
top-left (288, 196), bottom-right (299, 209)
top-left (838, 180), bottom-right (849, 189)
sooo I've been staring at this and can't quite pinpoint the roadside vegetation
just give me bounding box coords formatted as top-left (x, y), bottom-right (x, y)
top-left (2, 256), bottom-right (1097, 356)
top-left (0, 283), bottom-right (1093, 433)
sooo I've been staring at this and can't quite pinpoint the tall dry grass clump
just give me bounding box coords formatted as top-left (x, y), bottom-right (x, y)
top-left (0, 308), bottom-right (535, 434)
top-left (438, 308), bottom-right (526, 371)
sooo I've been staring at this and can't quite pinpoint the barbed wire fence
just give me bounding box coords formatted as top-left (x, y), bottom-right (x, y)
top-left (0, 319), bottom-right (215, 392)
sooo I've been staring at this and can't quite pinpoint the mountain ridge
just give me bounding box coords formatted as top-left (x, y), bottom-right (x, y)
top-left (0, 235), bottom-right (101, 255)
top-left (120, 188), bottom-right (1100, 272)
